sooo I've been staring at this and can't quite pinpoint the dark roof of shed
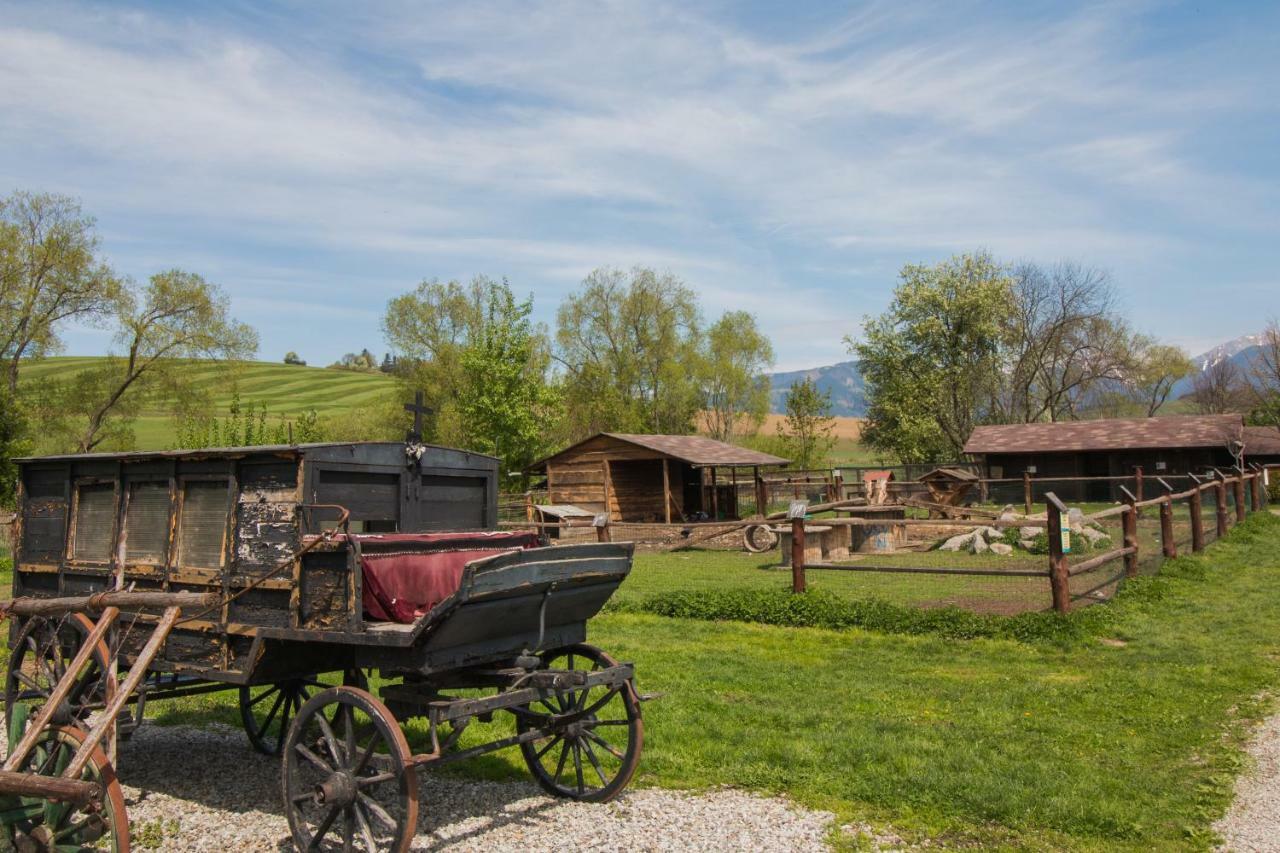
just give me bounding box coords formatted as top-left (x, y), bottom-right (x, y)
top-left (919, 466), bottom-right (980, 481)
top-left (1244, 425), bottom-right (1280, 457)
top-left (531, 433), bottom-right (790, 469)
top-left (963, 415), bottom-right (1243, 455)
top-left (16, 440), bottom-right (496, 464)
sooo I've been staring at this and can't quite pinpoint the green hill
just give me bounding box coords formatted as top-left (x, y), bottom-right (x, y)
top-left (17, 357), bottom-right (398, 450)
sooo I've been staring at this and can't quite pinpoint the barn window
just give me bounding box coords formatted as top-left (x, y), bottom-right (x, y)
top-left (125, 481), bottom-right (171, 564)
top-left (72, 482), bottom-right (116, 562)
top-left (179, 480), bottom-right (230, 568)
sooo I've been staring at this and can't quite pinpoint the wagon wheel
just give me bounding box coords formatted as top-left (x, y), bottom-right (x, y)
top-left (240, 669), bottom-right (369, 756)
top-left (2, 724), bottom-right (130, 852)
top-left (4, 613), bottom-right (117, 734)
top-left (281, 686), bottom-right (418, 853)
top-left (517, 643), bottom-right (643, 802)
top-left (742, 523), bottom-right (779, 553)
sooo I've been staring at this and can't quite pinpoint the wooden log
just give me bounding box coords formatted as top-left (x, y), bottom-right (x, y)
top-left (819, 517), bottom-right (1046, 528)
top-left (804, 563), bottom-right (1049, 577)
top-left (3, 590), bottom-right (219, 617)
top-left (1046, 495), bottom-right (1070, 613)
top-left (1216, 480), bottom-right (1229, 537)
top-left (1160, 496), bottom-right (1176, 559)
top-left (1024, 471), bottom-right (1033, 516)
top-left (1186, 484), bottom-right (1204, 553)
top-left (663, 459), bottom-right (673, 524)
top-left (1065, 546), bottom-right (1135, 577)
top-left (0, 770), bottom-right (99, 804)
top-left (791, 517), bottom-right (806, 593)
top-left (1234, 476), bottom-right (1246, 523)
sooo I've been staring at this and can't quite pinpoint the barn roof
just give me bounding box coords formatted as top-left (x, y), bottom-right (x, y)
top-left (919, 466), bottom-right (980, 482)
top-left (531, 433), bottom-right (790, 470)
top-left (17, 440), bottom-right (497, 464)
top-left (963, 415), bottom-right (1243, 455)
top-left (1244, 425), bottom-right (1280, 457)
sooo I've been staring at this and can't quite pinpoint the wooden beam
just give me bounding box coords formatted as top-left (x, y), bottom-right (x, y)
top-left (662, 458), bottom-right (672, 524)
top-left (710, 466), bottom-right (719, 520)
top-left (602, 459), bottom-right (614, 521)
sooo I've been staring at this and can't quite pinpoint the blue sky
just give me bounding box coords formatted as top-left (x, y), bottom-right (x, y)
top-left (1, 0), bottom-right (1277, 370)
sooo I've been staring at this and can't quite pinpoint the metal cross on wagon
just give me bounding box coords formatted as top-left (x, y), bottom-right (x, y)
top-left (2, 425), bottom-right (645, 851)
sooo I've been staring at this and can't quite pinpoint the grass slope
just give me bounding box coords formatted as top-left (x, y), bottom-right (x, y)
top-left (4, 515), bottom-right (1279, 849)
top-left (18, 357), bottom-right (396, 449)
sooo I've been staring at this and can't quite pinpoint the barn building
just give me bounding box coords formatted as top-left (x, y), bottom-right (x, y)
top-left (964, 414), bottom-right (1245, 500)
top-left (1244, 425), bottom-right (1280, 466)
top-left (528, 434), bottom-right (789, 524)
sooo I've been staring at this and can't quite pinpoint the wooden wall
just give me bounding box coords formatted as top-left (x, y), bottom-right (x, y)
top-left (544, 435), bottom-right (687, 522)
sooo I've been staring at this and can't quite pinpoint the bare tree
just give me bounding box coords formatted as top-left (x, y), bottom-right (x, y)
top-left (1191, 357), bottom-right (1245, 414)
top-left (993, 262), bottom-right (1133, 422)
top-left (1245, 320), bottom-right (1280, 428)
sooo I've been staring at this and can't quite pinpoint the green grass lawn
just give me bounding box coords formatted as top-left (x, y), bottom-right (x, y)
top-left (17, 356), bottom-right (397, 448)
top-left (4, 518), bottom-right (1280, 850)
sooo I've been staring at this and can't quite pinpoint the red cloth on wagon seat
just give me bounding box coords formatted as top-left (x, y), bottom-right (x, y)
top-left (354, 531), bottom-right (541, 624)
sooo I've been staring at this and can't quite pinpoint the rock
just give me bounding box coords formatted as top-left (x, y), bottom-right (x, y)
top-left (990, 542), bottom-right (1014, 556)
top-left (983, 526), bottom-right (1003, 539)
top-left (1079, 526), bottom-right (1108, 544)
top-left (1068, 507), bottom-right (1085, 526)
top-left (1020, 526), bottom-right (1041, 539)
top-left (970, 535), bottom-right (990, 554)
top-left (1019, 538), bottom-right (1038, 550)
top-left (940, 532), bottom-right (974, 551)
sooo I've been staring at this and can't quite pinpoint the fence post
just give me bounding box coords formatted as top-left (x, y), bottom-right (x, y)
top-left (524, 491), bottom-right (534, 524)
top-left (1159, 496), bottom-right (1176, 559)
top-left (1133, 466), bottom-right (1144, 518)
top-left (1188, 477), bottom-right (1205, 553)
top-left (594, 513), bottom-right (611, 543)
top-left (1248, 471), bottom-right (1260, 513)
top-left (1234, 474), bottom-right (1246, 524)
top-left (1045, 493), bottom-right (1070, 613)
top-left (790, 516), bottom-right (807, 593)
top-left (1215, 475), bottom-right (1229, 538)
top-left (1119, 485), bottom-right (1139, 578)
top-left (1023, 470), bottom-right (1033, 516)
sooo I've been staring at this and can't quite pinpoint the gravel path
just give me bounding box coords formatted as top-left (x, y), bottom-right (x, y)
top-left (1217, 713), bottom-right (1280, 852)
top-left (115, 724), bottom-right (835, 851)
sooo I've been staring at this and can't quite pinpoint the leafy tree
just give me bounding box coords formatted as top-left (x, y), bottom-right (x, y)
top-left (457, 285), bottom-right (560, 477)
top-left (1125, 340), bottom-right (1193, 417)
top-left (1245, 320), bottom-right (1280, 429)
top-left (73, 269), bottom-right (258, 451)
top-left (283, 351), bottom-right (306, 365)
top-left (0, 191), bottom-right (120, 392)
top-left (776, 378), bottom-right (835, 470)
top-left (698, 311), bottom-right (774, 443)
top-left (0, 384), bottom-right (29, 508)
top-left (852, 253), bottom-right (1014, 461)
top-left (555, 266), bottom-right (703, 436)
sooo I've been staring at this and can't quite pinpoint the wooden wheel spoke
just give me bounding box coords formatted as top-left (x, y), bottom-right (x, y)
top-left (315, 712), bottom-right (347, 767)
top-left (586, 718), bottom-right (631, 727)
top-left (352, 801), bottom-right (379, 853)
top-left (12, 669), bottom-right (43, 691)
top-left (534, 734), bottom-right (563, 761)
top-left (248, 685), bottom-right (281, 708)
top-left (355, 791), bottom-right (397, 830)
top-left (294, 742), bottom-right (335, 773)
top-left (355, 770), bottom-right (396, 787)
top-left (583, 729), bottom-right (625, 760)
top-left (259, 690), bottom-right (287, 735)
top-left (577, 685), bottom-right (622, 719)
top-left (580, 737), bottom-right (609, 787)
top-left (552, 738), bottom-right (571, 784)
top-left (342, 804), bottom-right (355, 852)
top-left (308, 804), bottom-right (342, 850)
top-left (572, 741), bottom-right (585, 795)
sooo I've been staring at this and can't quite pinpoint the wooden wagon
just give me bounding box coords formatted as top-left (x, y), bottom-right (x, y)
top-left (3, 440), bottom-right (644, 851)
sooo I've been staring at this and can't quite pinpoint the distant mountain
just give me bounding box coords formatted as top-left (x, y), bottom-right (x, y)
top-left (767, 360), bottom-right (866, 417)
top-left (1172, 334), bottom-right (1267, 399)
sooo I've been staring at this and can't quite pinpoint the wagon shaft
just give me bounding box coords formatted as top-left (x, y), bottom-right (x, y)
top-left (0, 769), bottom-right (98, 805)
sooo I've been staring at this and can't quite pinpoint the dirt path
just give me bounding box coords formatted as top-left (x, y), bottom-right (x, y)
top-left (1216, 711), bottom-right (1280, 851)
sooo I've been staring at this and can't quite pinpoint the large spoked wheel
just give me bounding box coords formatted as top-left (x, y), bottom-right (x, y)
top-left (517, 643), bottom-right (643, 802)
top-left (3, 724), bottom-right (130, 852)
top-left (240, 669), bottom-right (368, 756)
top-left (4, 614), bottom-right (116, 733)
top-left (281, 686), bottom-right (418, 853)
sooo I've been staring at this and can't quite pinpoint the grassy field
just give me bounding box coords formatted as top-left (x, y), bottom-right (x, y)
top-left (18, 356), bottom-right (398, 448)
top-left (3, 514), bottom-right (1280, 849)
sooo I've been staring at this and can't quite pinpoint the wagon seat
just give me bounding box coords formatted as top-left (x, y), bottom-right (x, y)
top-left (351, 531), bottom-right (541, 623)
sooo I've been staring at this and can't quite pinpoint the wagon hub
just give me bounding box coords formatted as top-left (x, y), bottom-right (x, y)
top-left (314, 770), bottom-right (358, 808)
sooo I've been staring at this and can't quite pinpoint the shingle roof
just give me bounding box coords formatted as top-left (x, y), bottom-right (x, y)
top-left (604, 434), bottom-right (790, 466)
top-left (963, 415), bottom-right (1243, 455)
top-left (1244, 425), bottom-right (1280, 457)
top-left (531, 433), bottom-right (790, 469)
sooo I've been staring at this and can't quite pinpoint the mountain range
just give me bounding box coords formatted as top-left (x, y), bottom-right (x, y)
top-left (767, 333), bottom-right (1267, 417)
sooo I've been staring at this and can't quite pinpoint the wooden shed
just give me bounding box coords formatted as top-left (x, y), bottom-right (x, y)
top-left (528, 434), bottom-right (789, 523)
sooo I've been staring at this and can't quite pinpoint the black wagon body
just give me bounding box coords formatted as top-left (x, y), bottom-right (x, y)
top-left (6, 440), bottom-right (643, 851)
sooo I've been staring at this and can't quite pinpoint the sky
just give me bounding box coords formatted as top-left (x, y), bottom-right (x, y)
top-left (1, 0), bottom-right (1277, 371)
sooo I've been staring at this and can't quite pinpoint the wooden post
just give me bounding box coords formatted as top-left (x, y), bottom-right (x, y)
top-left (756, 472), bottom-right (768, 518)
top-left (662, 459), bottom-right (672, 524)
top-left (1250, 471), bottom-right (1262, 511)
top-left (1189, 483), bottom-right (1205, 553)
top-left (1159, 495), bottom-right (1176, 559)
top-left (1046, 494), bottom-right (1070, 613)
top-left (790, 516), bottom-right (807, 593)
top-left (602, 459), bottom-right (614, 522)
top-left (710, 466), bottom-right (719, 520)
top-left (833, 471), bottom-right (844, 502)
top-left (524, 491), bottom-right (534, 524)
top-left (1023, 470), bottom-right (1033, 516)
top-left (1120, 485), bottom-right (1139, 578)
top-left (594, 513), bottom-right (611, 543)
top-left (1215, 477), bottom-right (1229, 537)
top-left (1133, 465), bottom-right (1144, 518)
top-left (1233, 475), bottom-right (1246, 524)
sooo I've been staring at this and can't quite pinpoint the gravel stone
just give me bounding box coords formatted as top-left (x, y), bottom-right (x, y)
top-left (1216, 712), bottom-right (1280, 852)
top-left (112, 723), bottom-right (835, 851)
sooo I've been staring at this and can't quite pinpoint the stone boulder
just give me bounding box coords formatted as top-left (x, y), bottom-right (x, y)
top-left (990, 542), bottom-right (1014, 556)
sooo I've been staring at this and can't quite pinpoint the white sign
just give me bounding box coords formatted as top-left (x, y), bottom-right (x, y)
top-left (787, 501), bottom-right (808, 520)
